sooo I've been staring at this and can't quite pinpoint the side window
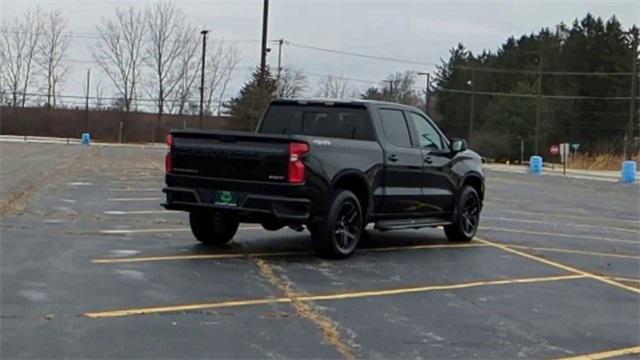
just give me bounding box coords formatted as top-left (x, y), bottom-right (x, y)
top-left (408, 112), bottom-right (444, 150)
top-left (379, 109), bottom-right (412, 147)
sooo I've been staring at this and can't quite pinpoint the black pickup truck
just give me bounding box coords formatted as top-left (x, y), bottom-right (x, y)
top-left (163, 99), bottom-right (484, 258)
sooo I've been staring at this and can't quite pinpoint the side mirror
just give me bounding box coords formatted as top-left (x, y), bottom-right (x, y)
top-left (451, 139), bottom-right (467, 153)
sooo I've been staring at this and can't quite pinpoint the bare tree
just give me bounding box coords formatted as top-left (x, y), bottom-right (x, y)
top-left (145, 1), bottom-right (192, 139)
top-left (203, 41), bottom-right (240, 116)
top-left (0, 8), bottom-right (44, 107)
top-left (168, 27), bottom-right (200, 115)
top-left (95, 79), bottom-right (105, 109)
top-left (93, 7), bottom-right (147, 113)
top-left (278, 66), bottom-right (307, 98)
top-left (315, 74), bottom-right (356, 99)
top-left (384, 71), bottom-right (421, 105)
top-left (37, 9), bottom-right (71, 108)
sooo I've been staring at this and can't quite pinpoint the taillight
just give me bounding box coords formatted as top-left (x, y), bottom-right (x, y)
top-left (165, 134), bottom-right (173, 173)
top-left (165, 152), bottom-right (173, 173)
top-left (288, 142), bottom-right (309, 183)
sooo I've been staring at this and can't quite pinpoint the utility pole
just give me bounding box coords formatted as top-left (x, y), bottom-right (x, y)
top-left (535, 51), bottom-right (543, 155)
top-left (85, 69), bottom-right (90, 133)
top-left (260, 0), bottom-right (269, 78)
top-left (468, 69), bottom-right (476, 140)
top-left (276, 38), bottom-right (284, 97)
top-left (199, 30), bottom-right (209, 128)
top-left (626, 29), bottom-right (638, 160)
top-left (277, 38), bottom-right (284, 79)
top-left (417, 72), bottom-right (431, 115)
top-left (383, 80), bottom-right (393, 101)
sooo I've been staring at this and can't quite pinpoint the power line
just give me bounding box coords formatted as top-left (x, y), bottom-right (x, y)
top-left (285, 40), bottom-right (438, 67)
top-left (455, 65), bottom-right (634, 77)
top-left (436, 87), bottom-right (634, 100)
top-left (285, 40), bottom-right (635, 77)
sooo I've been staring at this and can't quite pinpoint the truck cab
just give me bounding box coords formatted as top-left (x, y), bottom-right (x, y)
top-left (163, 98), bottom-right (484, 258)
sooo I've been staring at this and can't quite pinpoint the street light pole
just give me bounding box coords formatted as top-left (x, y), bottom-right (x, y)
top-left (85, 69), bottom-right (90, 133)
top-left (626, 29), bottom-right (638, 160)
top-left (468, 69), bottom-right (476, 140)
top-left (535, 50), bottom-right (543, 155)
top-left (417, 72), bottom-right (430, 115)
top-left (276, 38), bottom-right (284, 97)
top-left (260, 0), bottom-right (269, 78)
top-left (199, 30), bottom-right (209, 128)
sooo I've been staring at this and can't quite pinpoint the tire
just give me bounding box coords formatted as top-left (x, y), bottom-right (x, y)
top-left (189, 210), bottom-right (239, 246)
top-left (445, 186), bottom-right (481, 242)
top-left (310, 190), bottom-right (363, 258)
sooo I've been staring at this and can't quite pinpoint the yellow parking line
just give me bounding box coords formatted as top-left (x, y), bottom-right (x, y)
top-left (85, 297), bottom-right (293, 318)
top-left (507, 245), bottom-right (640, 260)
top-left (92, 250), bottom-right (315, 263)
top-left (555, 345), bottom-right (640, 360)
top-left (480, 227), bottom-right (638, 244)
top-left (84, 274), bottom-right (585, 318)
top-left (610, 277), bottom-right (640, 283)
top-left (298, 274), bottom-right (585, 302)
top-left (91, 243), bottom-right (488, 264)
top-left (476, 238), bottom-right (640, 295)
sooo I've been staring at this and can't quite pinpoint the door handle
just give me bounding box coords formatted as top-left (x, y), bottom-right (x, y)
top-left (388, 154), bottom-right (399, 162)
top-left (424, 156), bottom-right (433, 164)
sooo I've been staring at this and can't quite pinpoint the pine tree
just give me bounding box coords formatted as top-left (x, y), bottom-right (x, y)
top-left (226, 67), bottom-right (278, 130)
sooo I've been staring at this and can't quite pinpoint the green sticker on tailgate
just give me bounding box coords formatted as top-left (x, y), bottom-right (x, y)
top-left (215, 191), bottom-right (237, 206)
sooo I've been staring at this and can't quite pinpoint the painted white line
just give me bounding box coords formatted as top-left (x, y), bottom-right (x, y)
top-left (480, 226), bottom-right (638, 244)
top-left (482, 216), bottom-right (639, 234)
top-left (487, 208), bottom-right (640, 227)
top-left (103, 210), bottom-right (180, 215)
top-left (100, 228), bottom-right (190, 234)
top-left (109, 188), bottom-right (158, 192)
top-left (67, 182), bottom-right (93, 186)
top-left (99, 225), bottom-right (262, 235)
top-left (107, 197), bottom-right (162, 202)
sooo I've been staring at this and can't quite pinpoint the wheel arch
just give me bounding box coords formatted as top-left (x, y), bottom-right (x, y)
top-left (331, 170), bottom-right (372, 220)
top-left (460, 173), bottom-right (484, 203)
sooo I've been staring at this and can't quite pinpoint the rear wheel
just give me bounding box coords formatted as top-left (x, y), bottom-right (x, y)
top-left (189, 210), bottom-right (239, 245)
top-left (445, 186), bottom-right (481, 242)
top-left (311, 190), bottom-right (363, 258)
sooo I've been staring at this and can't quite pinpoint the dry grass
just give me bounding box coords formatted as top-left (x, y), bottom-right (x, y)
top-left (568, 153), bottom-right (640, 171)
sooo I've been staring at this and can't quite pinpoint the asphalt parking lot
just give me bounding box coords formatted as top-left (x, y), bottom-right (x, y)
top-left (1, 141), bottom-right (639, 359)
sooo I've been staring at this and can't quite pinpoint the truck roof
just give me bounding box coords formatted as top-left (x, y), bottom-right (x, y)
top-left (271, 97), bottom-right (421, 110)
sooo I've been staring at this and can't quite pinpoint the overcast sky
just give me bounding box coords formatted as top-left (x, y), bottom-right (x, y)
top-left (2, 0), bottom-right (638, 106)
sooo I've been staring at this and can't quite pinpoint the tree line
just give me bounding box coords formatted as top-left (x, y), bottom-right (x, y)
top-left (432, 14), bottom-right (638, 158)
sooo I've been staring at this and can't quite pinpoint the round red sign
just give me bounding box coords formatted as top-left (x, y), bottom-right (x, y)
top-left (550, 144), bottom-right (559, 155)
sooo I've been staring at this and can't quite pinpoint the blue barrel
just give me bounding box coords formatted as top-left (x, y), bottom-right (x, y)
top-left (621, 161), bottom-right (637, 183)
top-left (81, 133), bottom-right (91, 145)
top-left (529, 155), bottom-right (543, 175)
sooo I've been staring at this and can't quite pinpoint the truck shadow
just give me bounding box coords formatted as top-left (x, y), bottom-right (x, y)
top-left (185, 228), bottom-right (452, 260)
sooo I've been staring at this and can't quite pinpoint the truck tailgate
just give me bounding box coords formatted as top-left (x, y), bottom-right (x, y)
top-left (171, 129), bottom-right (291, 183)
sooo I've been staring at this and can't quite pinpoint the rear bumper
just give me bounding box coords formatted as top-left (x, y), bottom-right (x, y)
top-left (162, 186), bottom-right (311, 221)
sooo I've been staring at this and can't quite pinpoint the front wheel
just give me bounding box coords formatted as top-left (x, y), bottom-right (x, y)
top-left (444, 186), bottom-right (481, 242)
top-left (310, 190), bottom-right (363, 258)
top-left (189, 210), bottom-right (239, 246)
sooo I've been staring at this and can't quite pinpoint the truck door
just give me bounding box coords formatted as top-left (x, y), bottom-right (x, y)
top-left (377, 108), bottom-right (425, 217)
top-left (406, 111), bottom-right (456, 215)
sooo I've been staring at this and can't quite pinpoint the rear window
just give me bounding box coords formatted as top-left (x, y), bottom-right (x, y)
top-left (259, 104), bottom-right (374, 141)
